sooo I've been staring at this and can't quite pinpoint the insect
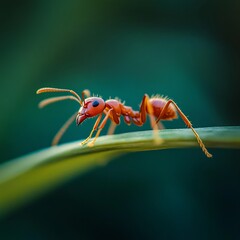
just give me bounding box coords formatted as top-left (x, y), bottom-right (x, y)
top-left (36, 87), bottom-right (212, 158)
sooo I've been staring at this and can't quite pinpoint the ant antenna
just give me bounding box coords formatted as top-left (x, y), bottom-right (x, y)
top-left (81, 89), bottom-right (91, 104)
top-left (37, 87), bottom-right (83, 105)
top-left (38, 96), bottom-right (81, 108)
top-left (36, 87), bottom-right (88, 145)
top-left (51, 111), bottom-right (78, 146)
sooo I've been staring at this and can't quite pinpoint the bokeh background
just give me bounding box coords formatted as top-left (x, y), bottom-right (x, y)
top-left (1, 0), bottom-right (240, 239)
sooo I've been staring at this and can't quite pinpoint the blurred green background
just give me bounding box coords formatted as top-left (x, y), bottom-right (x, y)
top-left (0, 0), bottom-right (240, 239)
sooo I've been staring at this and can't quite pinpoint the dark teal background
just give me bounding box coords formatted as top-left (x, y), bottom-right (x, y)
top-left (0, 1), bottom-right (240, 239)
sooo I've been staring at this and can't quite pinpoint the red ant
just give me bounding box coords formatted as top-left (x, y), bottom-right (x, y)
top-left (36, 87), bottom-right (212, 158)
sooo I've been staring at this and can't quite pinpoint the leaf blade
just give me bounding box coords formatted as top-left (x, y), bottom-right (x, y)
top-left (0, 126), bottom-right (239, 218)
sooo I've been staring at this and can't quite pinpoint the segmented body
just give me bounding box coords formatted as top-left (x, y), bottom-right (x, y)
top-left (37, 87), bottom-right (212, 158)
top-left (104, 97), bottom-right (177, 127)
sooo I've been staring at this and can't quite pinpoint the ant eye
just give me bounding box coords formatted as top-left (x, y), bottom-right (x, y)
top-left (92, 100), bottom-right (99, 107)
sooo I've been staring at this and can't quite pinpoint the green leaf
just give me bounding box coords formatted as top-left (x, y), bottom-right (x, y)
top-left (0, 126), bottom-right (239, 218)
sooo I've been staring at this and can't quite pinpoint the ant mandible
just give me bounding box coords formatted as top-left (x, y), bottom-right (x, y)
top-left (36, 87), bottom-right (212, 158)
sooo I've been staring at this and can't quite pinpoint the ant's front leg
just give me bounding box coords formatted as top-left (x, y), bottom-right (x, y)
top-left (81, 114), bottom-right (102, 145)
top-left (139, 94), bottom-right (162, 144)
top-left (88, 109), bottom-right (115, 147)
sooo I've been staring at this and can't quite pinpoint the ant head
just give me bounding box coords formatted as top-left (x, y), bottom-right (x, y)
top-left (76, 97), bottom-right (105, 125)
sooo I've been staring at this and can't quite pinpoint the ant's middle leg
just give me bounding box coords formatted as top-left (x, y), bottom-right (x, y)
top-left (157, 121), bottom-right (165, 130)
top-left (107, 122), bottom-right (117, 135)
top-left (139, 94), bottom-right (162, 144)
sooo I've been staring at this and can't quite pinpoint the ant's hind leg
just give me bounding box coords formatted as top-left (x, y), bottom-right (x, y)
top-left (156, 100), bottom-right (212, 158)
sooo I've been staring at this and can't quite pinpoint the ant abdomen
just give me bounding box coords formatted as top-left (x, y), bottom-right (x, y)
top-left (149, 98), bottom-right (178, 120)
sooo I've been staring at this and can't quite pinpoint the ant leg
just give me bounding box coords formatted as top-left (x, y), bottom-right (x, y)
top-left (107, 122), bottom-right (117, 135)
top-left (88, 109), bottom-right (114, 147)
top-left (140, 94), bottom-right (162, 144)
top-left (140, 95), bottom-right (158, 131)
top-left (157, 121), bottom-right (165, 130)
top-left (81, 114), bottom-right (102, 145)
top-left (139, 95), bottom-right (148, 123)
top-left (52, 111), bottom-right (78, 146)
top-left (156, 100), bottom-right (212, 158)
